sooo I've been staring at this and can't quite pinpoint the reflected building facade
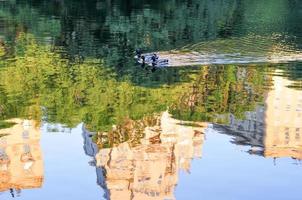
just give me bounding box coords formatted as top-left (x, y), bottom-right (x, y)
top-left (263, 73), bottom-right (302, 159)
top-left (0, 119), bottom-right (43, 195)
top-left (83, 112), bottom-right (206, 200)
top-left (218, 70), bottom-right (302, 159)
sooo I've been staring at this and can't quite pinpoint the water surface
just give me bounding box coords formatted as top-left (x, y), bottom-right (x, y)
top-left (0, 0), bottom-right (302, 200)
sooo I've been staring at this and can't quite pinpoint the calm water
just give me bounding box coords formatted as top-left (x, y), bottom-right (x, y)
top-left (1, 0), bottom-right (302, 199)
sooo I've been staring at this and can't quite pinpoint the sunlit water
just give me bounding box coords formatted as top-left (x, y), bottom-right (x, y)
top-left (1, 0), bottom-right (302, 200)
top-left (152, 35), bottom-right (302, 66)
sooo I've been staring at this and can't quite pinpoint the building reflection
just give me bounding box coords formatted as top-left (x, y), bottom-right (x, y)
top-left (0, 119), bottom-right (43, 195)
top-left (83, 112), bottom-right (206, 200)
top-left (217, 70), bottom-right (302, 160)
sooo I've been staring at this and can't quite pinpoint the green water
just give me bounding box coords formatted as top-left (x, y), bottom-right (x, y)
top-left (0, 1), bottom-right (302, 200)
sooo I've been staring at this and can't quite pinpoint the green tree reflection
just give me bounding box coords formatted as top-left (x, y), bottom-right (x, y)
top-left (0, 34), bottom-right (268, 136)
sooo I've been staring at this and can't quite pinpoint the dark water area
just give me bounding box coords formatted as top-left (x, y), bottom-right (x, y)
top-left (0, 0), bottom-right (302, 200)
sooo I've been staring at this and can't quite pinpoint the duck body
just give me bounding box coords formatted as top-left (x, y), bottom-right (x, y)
top-left (135, 51), bottom-right (169, 68)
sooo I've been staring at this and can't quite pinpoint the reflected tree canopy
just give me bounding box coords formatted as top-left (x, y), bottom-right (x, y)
top-left (1, 0), bottom-right (301, 74)
top-left (0, 0), bottom-right (301, 144)
top-left (0, 33), bottom-right (269, 135)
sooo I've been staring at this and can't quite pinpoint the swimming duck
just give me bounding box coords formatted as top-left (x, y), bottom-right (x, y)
top-left (135, 50), bottom-right (169, 68)
top-left (152, 58), bottom-right (168, 67)
top-left (135, 49), bottom-right (142, 59)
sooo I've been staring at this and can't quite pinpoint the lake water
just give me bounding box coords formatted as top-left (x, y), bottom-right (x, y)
top-left (0, 0), bottom-right (302, 200)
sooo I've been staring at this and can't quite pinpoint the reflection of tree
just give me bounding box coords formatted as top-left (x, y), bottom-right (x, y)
top-left (0, 34), bottom-right (269, 134)
top-left (0, 2), bottom-right (61, 43)
top-left (1, 0), bottom-right (240, 49)
top-left (2, 0), bottom-right (298, 54)
top-left (1, 0), bottom-right (300, 86)
top-left (170, 65), bottom-right (269, 123)
top-left (0, 34), bottom-right (183, 130)
top-left (0, 0), bottom-right (243, 81)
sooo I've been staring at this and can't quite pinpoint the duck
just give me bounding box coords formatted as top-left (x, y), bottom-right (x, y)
top-left (135, 49), bottom-right (143, 59)
top-left (135, 50), bottom-right (169, 68)
top-left (152, 58), bottom-right (169, 67)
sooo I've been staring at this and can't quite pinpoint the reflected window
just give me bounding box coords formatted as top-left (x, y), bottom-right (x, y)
top-left (295, 128), bottom-right (300, 141)
top-left (295, 133), bottom-right (300, 141)
top-left (20, 144), bottom-right (34, 171)
top-left (285, 127), bottom-right (290, 144)
top-left (22, 130), bottom-right (29, 139)
top-left (0, 148), bottom-right (10, 171)
top-left (286, 105), bottom-right (291, 111)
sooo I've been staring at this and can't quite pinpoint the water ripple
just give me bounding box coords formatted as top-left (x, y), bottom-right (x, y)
top-left (151, 35), bottom-right (302, 66)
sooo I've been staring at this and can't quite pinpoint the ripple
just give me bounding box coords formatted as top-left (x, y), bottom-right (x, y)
top-left (150, 35), bottom-right (302, 67)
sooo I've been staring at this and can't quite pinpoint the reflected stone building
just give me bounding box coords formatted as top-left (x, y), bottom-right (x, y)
top-left (83, 112), bottom-right (206, 200)
top-left (0, 119), bottom-right (43, 194)
top-left (263, 73), bottom-right (302, 159)
top-left (218, 71), bottom-right (302, 159)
